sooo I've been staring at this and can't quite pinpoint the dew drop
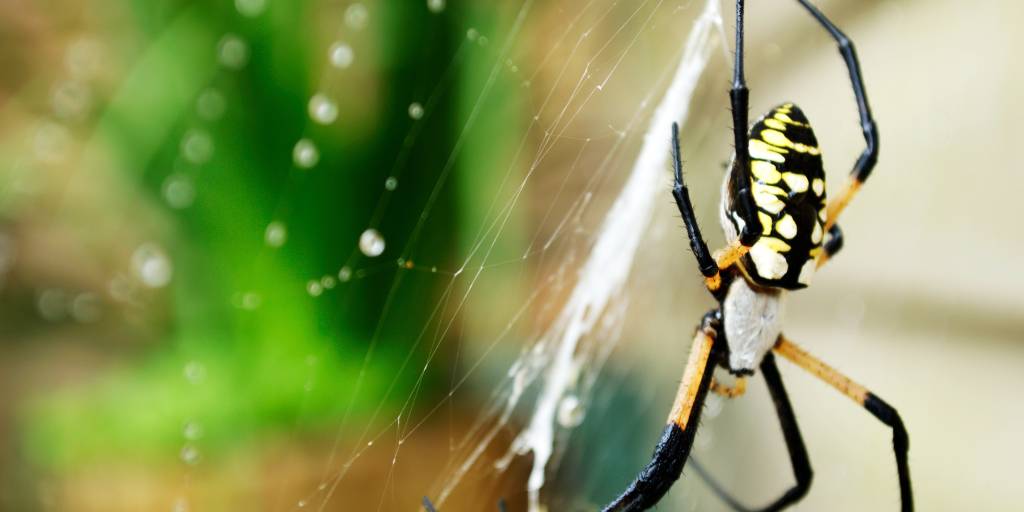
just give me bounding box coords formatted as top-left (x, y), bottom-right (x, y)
top-left (321, 275), bottom-right (336, 289)
top-left (358, 229), bottom-right (385, 257)
top-left (344, 3), bottom-right (368, 30)
top-left (329, 42), bottom-right (354, 69)
top-left (37, 289), bottom-right (68, 322)
top-left (384, 176), bottom-right (397, 190)
top-left (466, 28), bottom-right (479, 41)
top-left (171, 497), bottom-right (190, 512)
top-left (181, 129), bottom-right (213, 164)
top-left (241, 292), bottom-right (262, 310)
top-left (162, 173), bottom-right (195, 209)
top-left (293, 138), bottom-right (319, 169)
top-left (235, 0), bottom-right (267, 17)
top-left (217, 34), bottom-right (249, 69)
top-left (264, 221), bottom-right (287, 248)
top-left (407, 102), bottom-right (424, 120)
top-left (338, 266), bottom-right (352, 282)
top-left (308, 93), bottom-right (338, 125)
top-left (66, 38), bottom-right (102, 80)
top-left (180, 444), bottom-right (201, 465)
top-left (426, 0), bottom-right (445, 13)
top-left (51, 80), bottom-right (91, 120)
top-left (557, 393), bottom-right (585, 428)
top-left (196, 88), bottom-right (226, 121)
top-left (183, 361), bottom-right (207, 384)
top-left (33, 122), bottom-right (70, 163)
top-left (132, 243), bottom-right (173, 288)
top-left (478, 36), bottom-right (489, 47)
top-left (183, 421), bottom-right (203, 440)
top-left (70, 293), bottom-right (101, 323)
top-left (306, 280), bottom-right (323, 297)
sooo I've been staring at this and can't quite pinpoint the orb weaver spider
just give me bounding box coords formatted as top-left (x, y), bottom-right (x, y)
top-left (602, 1), bottom-right (912, 511)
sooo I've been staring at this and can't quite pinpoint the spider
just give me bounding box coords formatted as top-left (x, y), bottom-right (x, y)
top-left (602, 1), bottom-right (912, 511)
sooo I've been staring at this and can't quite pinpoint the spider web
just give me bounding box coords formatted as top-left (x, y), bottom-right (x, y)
top-left (295, 0), bottom-right (730, 510)
top-left (2, 0), bottom-right (735, 510)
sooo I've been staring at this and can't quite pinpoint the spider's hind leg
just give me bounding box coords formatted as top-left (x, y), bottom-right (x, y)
top-left (691, 351), bottom-right (813, 512)
top-left (602, 311), bottom-right (723, 512)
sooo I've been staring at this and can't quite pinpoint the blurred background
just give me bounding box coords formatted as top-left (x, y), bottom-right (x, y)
top-left (0, 0), bottom-right (1021, 510)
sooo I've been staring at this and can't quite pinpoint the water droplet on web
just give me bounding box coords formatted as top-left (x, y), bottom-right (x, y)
top-left (66, 37), bottom-right (102, 80)
top-left (240, 292), bottom-right (261, 310)
top-left (180, 444), bottom-right (201, 465)
top-left (306, 280), bottom-right (323, 297)
top-left (183, 361), bottom-right (206, 383)
top-left (217, 34), bottom-right (249, 69)
top-left (384, 176), bottom-right (397, 190)
top-left (132, 243), bottom-right (173, 288)
top-left (235, 0), bottom-right (267, 17)
top-left (293, 138), bottom-right (319, 168)
top-left (70, 293), bottom-right (101, 323)
top-left (466, 28), bottom-right (479, 41)
top-left (51, 80), bottom-right (91, 120)
top-left (162, 173), bottom-right (195, 209)
top-left (317, 483), bottom-right (327, 491)
top-left (308, 93), bottom-right (338, 124)
top-left (344, 3), bottom-right (368, 29)
top-left (181, 129), bottom-right (213, 164)
top-left (557, 394), bottom-right (585, 428)
top-left (478, 36), bottom-right (489, 47)
top-left (329, 42), bottom-right (354, 69)
top-left (196, 88), bottom-right (226, 121)
top-left (358, 229), bottom-right (385, 257)
top-left (183, 421), bottom-right (203, 440)
top-left (321, 275), bottom-right (336, 289)
top-left (297, 500), bottom-right (307, 508)
top-left (37, 289), bottom-right (68, 321)
top-left (33, 121), bottom-right (70, 163)
top-left (426, 0), bottom-right (445, 13)
top-left (407, 102), bottom-right (424, 120)
top-left (171, 497), bottom-right (190, 512)
top-left (338, 266), bottom-right (352, 282)
top-left (264, 221), bottom-right (287, 247)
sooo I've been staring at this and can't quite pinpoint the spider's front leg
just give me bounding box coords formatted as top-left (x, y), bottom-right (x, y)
top-left (602, 311), bottom-right (722, 512)
top-left (671, 121), bottom-right (760, 294)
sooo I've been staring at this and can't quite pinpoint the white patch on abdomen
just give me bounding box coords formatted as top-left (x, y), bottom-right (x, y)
top-left (723, 278), bottom-right (786, 373)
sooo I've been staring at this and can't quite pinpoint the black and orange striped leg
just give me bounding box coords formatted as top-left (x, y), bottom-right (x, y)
top-left (602, 312), bottom-right (721, 512)
top-left (774, 337), bottom-right (912, 511)
top-left (690, 352), bottom-right (812, 512)
top-left (794, 0), bottom-right (879, 229)
top-left (815, 224), bottom-right (843, 269)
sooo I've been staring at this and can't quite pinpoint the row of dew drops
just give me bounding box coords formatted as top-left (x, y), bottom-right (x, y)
top-left (172, 2), bottom-right (451, 510)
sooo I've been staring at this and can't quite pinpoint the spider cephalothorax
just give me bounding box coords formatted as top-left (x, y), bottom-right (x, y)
top-left (722, 103), bottom-right (827, 290)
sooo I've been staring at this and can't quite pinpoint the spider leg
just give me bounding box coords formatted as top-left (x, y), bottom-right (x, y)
top-left (794, 0), bottom-right (879, 229)
top-left (774, 336), bottom-right (912, 511)
top-left (602, 311), bottom-right (721, 512)
top-left (815, 224), bottom-right (843, 269)
top-left (670, 121), bottom-right (755, 294)
top-left (689, 352), bottom-right (813, 512)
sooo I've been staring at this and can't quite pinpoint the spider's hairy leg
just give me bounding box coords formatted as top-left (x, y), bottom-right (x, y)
top-left (602, 311), bottom-right (720, 512)
top-left (710, 375), bottom-right (747, 399)
top-left (794, 0), bottom-right (879, 229)
top-left (693, 352), bottom-right (813, 512)
top-left (774, 337), bottom-right (913, 511)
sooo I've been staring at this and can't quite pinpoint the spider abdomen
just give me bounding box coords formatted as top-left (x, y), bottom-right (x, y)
top-left (724, 103), bottom-right (827, 290)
